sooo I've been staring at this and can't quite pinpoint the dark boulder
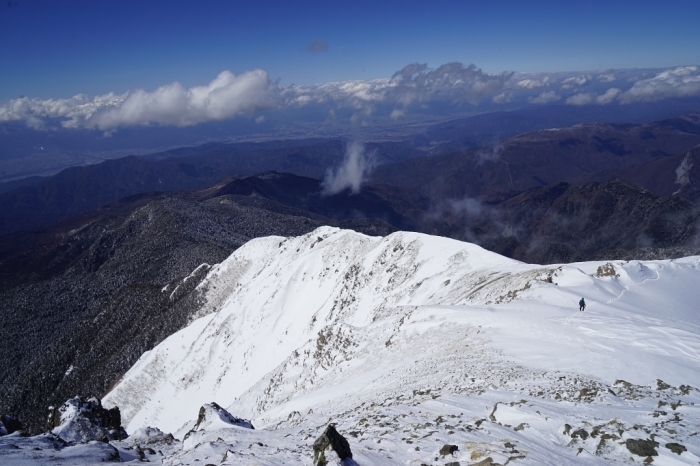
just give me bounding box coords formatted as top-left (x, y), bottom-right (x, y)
top-left (47, 396), bottom-right (127, 443)
top-left (0, 414), bottom-right (23, 435)
top-left (439, 444), bottom-right (459, 456)
top-left (665, 442), bottom-right (687, 455)
top-left (313, 424), bottom-right (353, 466)
top-left (625, 438), bottom-right (659, 457)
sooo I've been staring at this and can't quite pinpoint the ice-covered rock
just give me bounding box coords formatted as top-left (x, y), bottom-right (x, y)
top-left (182, 403), bottom-right (253, 450)
top-left (191, 402), bottom-right (254, 432)
top-left (47, 396), bottom-right (127, 443)
top-left (128, 426), bottom-right (175, 445)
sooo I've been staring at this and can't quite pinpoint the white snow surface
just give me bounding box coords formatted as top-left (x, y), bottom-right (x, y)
top-left (58, 227), bottom-right (700, 464)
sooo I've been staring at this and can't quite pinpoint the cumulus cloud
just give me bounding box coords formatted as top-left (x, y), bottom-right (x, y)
top-left (566, 87), bottom-right (622, 106)
top-left (90, 70), bottom-right (275, 130)
top-left (596, 87), bottom-right (621, 104)
top-left (515, 77), bottom-right (550, 89)
top-left (528, 91), bottom-right (561, 104)
top-left (307, 39), bottom-right (329, 54)
top-left (492, 92), bottom-right (513, 104)
top-left (619, 66), bottom-right (700, 103)
top-left (561, 75), bottom-right (591, 89)
top-left (0, 70), bottom-right (276, 131)
top-left (321, 141), bottom-right (375, 195)
top-left (565, 92), bottom-right (595, 105)
top-left (387, 62), bottom-right (510, 106)
top-left (284, 62), bottom-right (510, 116)
top-left (4, 64), bottom-right (700, 132)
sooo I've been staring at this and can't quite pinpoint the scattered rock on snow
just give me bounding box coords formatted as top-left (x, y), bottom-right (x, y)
top-left (439, 443), bottom-right (459, 456)
top-left (46, 396), bottom-right (127, 443)
top-left (313, 424), bottom-right (354, 466)
top-left (625, 438), bottom-right (659, 457)
top-left (665, 442), bottom-right (687, 455)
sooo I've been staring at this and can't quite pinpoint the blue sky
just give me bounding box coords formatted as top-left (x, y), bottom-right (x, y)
top-left (1, 0), bottom-right (699, 101)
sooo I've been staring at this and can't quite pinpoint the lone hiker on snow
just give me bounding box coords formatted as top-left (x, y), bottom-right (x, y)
top-left (579, 298), bottom-right (586, 312)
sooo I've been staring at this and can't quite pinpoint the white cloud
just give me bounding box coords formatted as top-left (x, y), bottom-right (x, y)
top-left (596, 87), bottom-right (621, 105)
top-left (515, 77), bottom-right (550, 89)
top-left (89, 70), bottom-right (275, 130)
top-left (561, 75), bottom-right (591, 89)
top-left (0, 70), bottom-right (276, 130)
top-left (284, 62), bottom-right (510, 113)
top-left (321, 141), bottom-right (375, 195)
top-left (528, 91), bottom-right (561, 104)
top-left (476, 141), bottom-right (503, 164)
top-left (619, 66), bottom-right (700, 103)
top-left (565, 87), bottom-right (622, 106)
top-left (565, 92), bottom-right (595, 105)
top-left (492, 92), bottom-right (513, 104)
top-left (3, 64), bottom-right (700, 131)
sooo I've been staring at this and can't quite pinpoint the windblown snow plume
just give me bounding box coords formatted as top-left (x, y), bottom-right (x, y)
top-left (321, 141), bottom-right (375, 195)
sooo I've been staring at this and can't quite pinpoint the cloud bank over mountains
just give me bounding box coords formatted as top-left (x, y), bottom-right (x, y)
top-left (1, 63), bottom-right (699, 132)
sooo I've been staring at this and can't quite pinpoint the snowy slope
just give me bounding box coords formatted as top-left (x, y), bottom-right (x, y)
top-left (97, 227), bottom-right (700, 465)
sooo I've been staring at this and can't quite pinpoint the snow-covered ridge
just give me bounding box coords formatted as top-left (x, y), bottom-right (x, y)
top-left (99, 227), bottom-right (700, 464)
top-left (104, 227), bottom-right (534, 428)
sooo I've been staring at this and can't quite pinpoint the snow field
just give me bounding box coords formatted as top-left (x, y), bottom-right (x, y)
top-left (96, 227), bottom-right (700, 464)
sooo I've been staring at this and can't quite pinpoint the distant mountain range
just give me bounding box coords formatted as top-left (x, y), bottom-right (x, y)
top-left (3, 114), bottom-right (700, 238)
top-left (372, 114), bottom-right (700, 201)
top-left (0, 140), bottom-right (424, 235)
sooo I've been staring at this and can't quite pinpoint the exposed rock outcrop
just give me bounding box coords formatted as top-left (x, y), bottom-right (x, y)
top-left (0, 414), bottom-right (22, 436)
top-left (182, 402), bottom-right (254, 450)
top-left (625, 438), bottom-right (659, 457)
top-left (313, 424), bottom-right (354, 466)
top-left (47, 396), bottom-right (127, 443)
top-left (192, 402), bottom-right (254, 432)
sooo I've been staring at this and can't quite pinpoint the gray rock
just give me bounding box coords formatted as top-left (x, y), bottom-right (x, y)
top-left (439, 444), bottom-right (459, 456)
top-left (313, 424), bottom-right (353, 466)
top-left (665, 442), bottom-right (686, 455)
top-left (625, 438), bottom-right (659, 457)
top-left (46, 397), bottom-right (127, 443)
